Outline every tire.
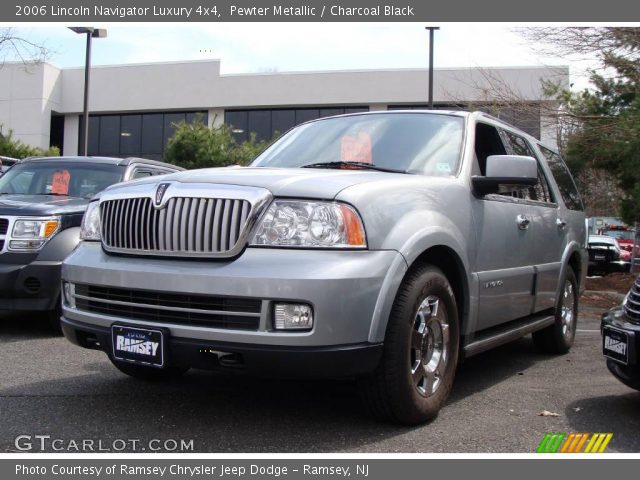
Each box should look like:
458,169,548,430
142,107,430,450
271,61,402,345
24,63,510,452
359,264,459,425
46,298,63,334
109,357,189,381
532,268,578,354
606,359,640,391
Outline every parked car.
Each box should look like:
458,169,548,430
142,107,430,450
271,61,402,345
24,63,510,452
0,156,183,328
587,235,631,276
61,111,587,424
601,275,640,391
599,224,636,254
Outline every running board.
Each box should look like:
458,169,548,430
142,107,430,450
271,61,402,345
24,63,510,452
463,313,555,358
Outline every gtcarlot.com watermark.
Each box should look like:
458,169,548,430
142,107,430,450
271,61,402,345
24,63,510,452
14,435,194,452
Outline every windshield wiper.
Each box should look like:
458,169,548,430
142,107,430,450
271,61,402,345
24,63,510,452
32,192,70,196
301,161,407,174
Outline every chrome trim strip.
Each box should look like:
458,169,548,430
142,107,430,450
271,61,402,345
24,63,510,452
73,293,262,318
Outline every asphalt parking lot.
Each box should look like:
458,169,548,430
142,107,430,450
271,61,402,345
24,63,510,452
1,303,639,454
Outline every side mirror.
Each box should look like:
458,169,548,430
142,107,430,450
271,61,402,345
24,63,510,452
472,155,538,196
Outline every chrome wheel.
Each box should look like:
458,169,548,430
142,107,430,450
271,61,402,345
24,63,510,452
561,280,575,338
410,296,449,397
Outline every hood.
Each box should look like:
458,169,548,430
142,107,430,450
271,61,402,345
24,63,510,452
107,167,405,199
0,195,90,216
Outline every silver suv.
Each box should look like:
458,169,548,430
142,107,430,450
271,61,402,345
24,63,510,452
61,111,587,424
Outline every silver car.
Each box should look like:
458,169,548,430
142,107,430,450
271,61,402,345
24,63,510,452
61,111,587,424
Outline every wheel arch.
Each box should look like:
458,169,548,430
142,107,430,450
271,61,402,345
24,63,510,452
368,241,471,343
560,240,587,296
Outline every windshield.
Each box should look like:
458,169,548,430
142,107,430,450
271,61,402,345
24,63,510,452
251,113,465,176
0,162,124,199
603,230,634,241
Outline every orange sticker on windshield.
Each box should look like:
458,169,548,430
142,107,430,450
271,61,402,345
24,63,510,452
341,133,372,164
51,170,71,195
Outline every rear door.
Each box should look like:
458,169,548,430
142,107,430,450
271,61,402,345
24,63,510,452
499,130,563,313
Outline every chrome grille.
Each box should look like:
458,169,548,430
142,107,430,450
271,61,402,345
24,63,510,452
100,197,252,257
0,218,7,235
625,277,640,323
74,284,261,330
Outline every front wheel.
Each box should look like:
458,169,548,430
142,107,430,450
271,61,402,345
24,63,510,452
46,297,63,334
359,264,459,425
532,268,578,354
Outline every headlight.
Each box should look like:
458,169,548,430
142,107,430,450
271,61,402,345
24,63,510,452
250,200,366,248
9,217,60,251
80,201,101,241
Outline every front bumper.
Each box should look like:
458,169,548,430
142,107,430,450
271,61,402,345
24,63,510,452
62,242,406,350
601,307,640,386
0,253,61,311
62,316,383,378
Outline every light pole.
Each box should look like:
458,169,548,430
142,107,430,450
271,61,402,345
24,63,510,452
425,27,439,109
69,27,107,156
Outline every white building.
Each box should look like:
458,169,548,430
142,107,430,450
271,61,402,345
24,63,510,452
0,60,568,159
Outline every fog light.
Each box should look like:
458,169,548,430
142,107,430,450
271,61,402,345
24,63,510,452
62,281,76,308
9,240,44,250
274,303,313,330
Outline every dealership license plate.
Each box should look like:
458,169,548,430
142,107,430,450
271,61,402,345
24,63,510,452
111,325,165,368
603,327,629,364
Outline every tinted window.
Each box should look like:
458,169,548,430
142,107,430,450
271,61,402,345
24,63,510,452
538,145,584,211
163,113,186,148
99,116,120,155
226,107,370,144
252,113,464,176
248,110,272,142
225,111,248,143
120,115,142,156
295,109,319,124
84,112,207,160
141,114,164,155
0,162,123,198
272,110,295,136
498,129,554,204
132,170,153,179
87,116,100,155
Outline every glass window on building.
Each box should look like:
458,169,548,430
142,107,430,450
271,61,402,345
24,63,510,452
82,111,207,160
225,106,369,144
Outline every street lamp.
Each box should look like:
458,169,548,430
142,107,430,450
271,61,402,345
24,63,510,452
425,27,439,109
69,27,107,156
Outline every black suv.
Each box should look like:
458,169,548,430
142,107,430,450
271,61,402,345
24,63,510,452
0,156,182,327
602,275,640,390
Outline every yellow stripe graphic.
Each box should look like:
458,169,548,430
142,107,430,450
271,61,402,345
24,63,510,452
584,433,599,453
597,433,613,453
592,433,608,453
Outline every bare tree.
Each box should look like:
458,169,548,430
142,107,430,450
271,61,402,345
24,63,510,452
0,28,49,66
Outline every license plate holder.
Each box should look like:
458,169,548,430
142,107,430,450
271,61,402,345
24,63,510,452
603,326,629,365
111,324,165,368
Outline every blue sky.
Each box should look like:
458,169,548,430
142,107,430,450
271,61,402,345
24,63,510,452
9,24,595,87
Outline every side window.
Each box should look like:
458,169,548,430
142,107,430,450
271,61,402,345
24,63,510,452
538,145,584,211
131,169,153,179
473,123,506,176
498,129,554,204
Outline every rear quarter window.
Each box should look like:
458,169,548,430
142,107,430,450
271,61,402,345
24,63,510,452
538,145,584,211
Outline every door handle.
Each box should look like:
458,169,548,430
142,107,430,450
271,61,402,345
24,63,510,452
517,214,530,230
556,218,567,230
